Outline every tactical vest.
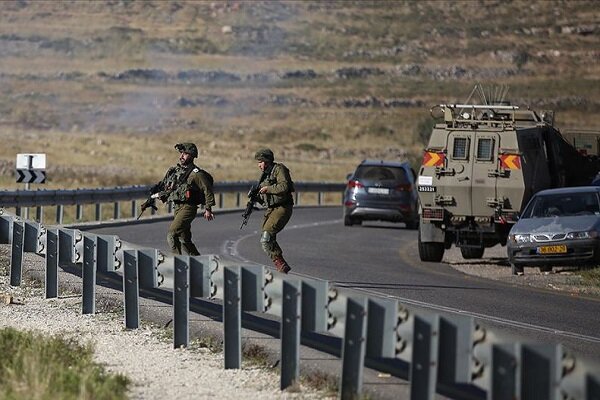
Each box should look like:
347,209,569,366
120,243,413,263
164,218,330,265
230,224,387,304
263,163,295,208
165,165,210,205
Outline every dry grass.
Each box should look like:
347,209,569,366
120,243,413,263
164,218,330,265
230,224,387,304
1,1,599,190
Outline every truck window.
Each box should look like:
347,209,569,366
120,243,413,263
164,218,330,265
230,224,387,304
452,137,470,160
476,138,494,161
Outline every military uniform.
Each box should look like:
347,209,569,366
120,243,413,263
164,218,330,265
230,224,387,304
151,143,215,256
255,149,295,273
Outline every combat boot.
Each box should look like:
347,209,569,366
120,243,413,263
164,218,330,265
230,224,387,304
273,256,291,274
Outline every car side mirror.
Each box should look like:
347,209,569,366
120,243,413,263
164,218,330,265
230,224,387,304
346,173,352,180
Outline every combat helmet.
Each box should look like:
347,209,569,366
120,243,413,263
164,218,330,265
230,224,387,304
175,143,198,158
254,148,274,162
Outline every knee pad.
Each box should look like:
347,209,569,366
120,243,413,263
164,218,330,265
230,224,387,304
260,231,275,254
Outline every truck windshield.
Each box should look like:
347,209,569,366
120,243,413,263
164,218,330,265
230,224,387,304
522,192,600,218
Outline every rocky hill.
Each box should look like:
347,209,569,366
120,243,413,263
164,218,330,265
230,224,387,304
0,1,598,187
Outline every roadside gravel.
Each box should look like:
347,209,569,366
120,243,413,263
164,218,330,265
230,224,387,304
0,246,332,400
443,244,600,298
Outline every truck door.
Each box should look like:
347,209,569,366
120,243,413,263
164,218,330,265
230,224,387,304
444,131,474,216
471,132,501,217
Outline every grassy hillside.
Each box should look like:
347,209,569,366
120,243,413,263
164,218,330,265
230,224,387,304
1,1,599,189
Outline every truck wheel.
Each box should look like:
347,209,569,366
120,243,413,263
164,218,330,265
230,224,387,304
460,247,485,259
418,233,444,262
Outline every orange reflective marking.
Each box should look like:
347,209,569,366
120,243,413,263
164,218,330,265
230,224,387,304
422,151,445,167
500,154,521,169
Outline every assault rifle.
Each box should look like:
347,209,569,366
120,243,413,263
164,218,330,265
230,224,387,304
240,185,261,229
137,197,158,220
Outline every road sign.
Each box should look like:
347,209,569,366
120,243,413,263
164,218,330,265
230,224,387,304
16,169,46,184
16,153,46,170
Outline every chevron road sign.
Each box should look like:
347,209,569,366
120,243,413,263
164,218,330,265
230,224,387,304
16,169,46,184
15,153,47,185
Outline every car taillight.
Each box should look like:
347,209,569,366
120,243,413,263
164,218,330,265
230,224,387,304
395,184,412,192
347,180,364,189
422,208,444,220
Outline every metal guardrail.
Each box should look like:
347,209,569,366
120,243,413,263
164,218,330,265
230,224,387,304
1,210,599,399
0,181,346,223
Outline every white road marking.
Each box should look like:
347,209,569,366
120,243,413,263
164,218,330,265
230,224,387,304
224,216,600,344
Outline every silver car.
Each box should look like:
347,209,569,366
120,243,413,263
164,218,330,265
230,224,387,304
507,186,600,274
343,159,419,229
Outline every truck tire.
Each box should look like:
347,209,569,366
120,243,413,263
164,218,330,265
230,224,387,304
418,232,444,262
460,246,485,259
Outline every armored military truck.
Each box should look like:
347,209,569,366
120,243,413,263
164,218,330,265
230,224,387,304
417,103,600,262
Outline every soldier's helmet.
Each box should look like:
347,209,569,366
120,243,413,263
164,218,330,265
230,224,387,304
254,148,274,162
175,143,198,158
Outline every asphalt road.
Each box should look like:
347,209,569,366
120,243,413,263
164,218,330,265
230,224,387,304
88,206,600,362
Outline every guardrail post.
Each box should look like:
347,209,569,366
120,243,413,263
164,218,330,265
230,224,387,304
123,250,139,329
410,314,439,400
36,206,43,223
76,204,83,220
281,279,301,390
97,235,119,273
113,202,121,220
317,192,323,205
173,255,190,348
218,193,224,209
295,192,300,206
10,220,24,287
340,296,367,400
438,315,474,385
82,234,97,314
366,297,397,359
0,215,12,244
95,203,102,221
521,344,561,400
301,278,328,333
236,192,241,207
491,344,518,399
224,265,241,369
45,228,58,299
56,205,64,225
130,200,137,218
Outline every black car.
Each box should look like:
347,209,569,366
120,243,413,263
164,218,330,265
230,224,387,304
343,160,419,228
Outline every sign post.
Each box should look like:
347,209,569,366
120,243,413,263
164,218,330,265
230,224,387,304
16,153,47,219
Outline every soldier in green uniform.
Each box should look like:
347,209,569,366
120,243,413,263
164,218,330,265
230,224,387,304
149,143,215,256
254,148,295,273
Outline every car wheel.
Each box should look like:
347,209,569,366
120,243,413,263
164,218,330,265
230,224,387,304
511,263,524,276
539,265,553,273
418,232,444,262
460,246,485,259
343,216,353,226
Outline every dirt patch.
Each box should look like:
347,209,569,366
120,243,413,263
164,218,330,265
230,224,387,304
444,245,600,298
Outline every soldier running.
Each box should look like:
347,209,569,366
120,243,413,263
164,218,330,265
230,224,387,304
254,148,295,273
149,143,215,255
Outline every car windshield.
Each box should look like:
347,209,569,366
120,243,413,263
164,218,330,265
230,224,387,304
354,166,409,183
522,192,600,218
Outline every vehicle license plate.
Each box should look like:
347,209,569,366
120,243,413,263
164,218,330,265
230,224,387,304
418,185,436,192
368,187,390,195
537,245,567,254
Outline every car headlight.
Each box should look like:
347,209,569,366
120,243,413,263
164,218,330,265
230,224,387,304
566,231,599,240
509,234,531,243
